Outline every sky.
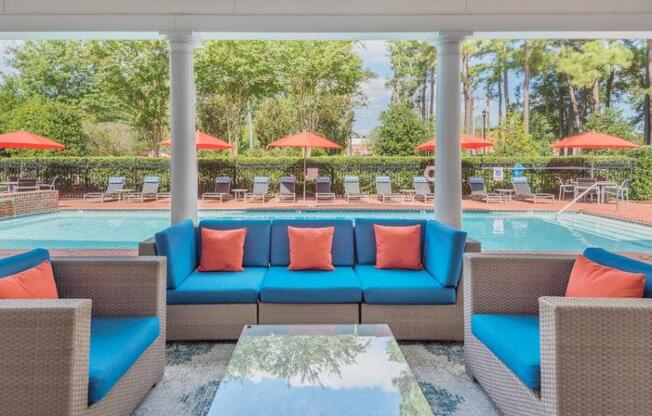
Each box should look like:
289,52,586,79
353,41,393,137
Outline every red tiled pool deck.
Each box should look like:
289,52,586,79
58,196,652,225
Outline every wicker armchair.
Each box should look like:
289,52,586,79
0,256,166,416
463,252,652,416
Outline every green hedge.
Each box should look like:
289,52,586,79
0,150,646,199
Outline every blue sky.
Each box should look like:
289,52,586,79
353,41,393,137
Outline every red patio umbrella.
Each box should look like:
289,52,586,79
416,134,493,152
267,131,342,200
551,131,639,151
0,130,65,150
159,131,233,150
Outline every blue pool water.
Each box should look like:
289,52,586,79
0,210,650,252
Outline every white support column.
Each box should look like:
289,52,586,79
434,32,467,229
166,32,199,224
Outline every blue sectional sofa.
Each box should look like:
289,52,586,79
142,217,475,340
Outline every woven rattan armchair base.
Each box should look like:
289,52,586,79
167,304,257,340
258,303,359,324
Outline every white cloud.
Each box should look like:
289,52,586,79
355,76,392,136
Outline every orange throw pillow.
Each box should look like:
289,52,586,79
374,224,423,270
0,260,58,299
199,227,247,272
288,226,335,271
566,255,645,298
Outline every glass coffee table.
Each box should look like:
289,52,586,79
208,324,434,416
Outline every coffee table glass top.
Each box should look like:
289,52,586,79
208,324,434,416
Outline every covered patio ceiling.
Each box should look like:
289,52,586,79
0,0,651,39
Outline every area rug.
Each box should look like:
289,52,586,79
134,342,498,416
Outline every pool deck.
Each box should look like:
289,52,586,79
58,197,652,225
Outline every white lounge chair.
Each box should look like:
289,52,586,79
468,176,504,203
124,176,163,202
277,176,297,203
375,176,403,203
413,176,434,202
344,176,364,203
511,176,555,203
315,176,336,202
83,176,125,203
202,176,231,202
245,177,273,203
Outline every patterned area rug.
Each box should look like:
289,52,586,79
135,342,497,416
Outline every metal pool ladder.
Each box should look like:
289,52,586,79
554,183,600,220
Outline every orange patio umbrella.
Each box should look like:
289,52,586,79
267,131,342,200
0,130,65,150
416,134,493,152
551,131,638,151
159,131,233,151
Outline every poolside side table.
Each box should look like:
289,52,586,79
115,189,135,201
595,181,617,204
232,189,248,201
496,188,515,202
399,189,416,202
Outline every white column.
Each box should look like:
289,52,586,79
166,32,198,224
434,32,467,229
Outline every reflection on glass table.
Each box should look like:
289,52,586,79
208,324,434,416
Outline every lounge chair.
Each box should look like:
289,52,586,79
413,176,434,202
37,176,58,191
83,176,126,203
15,177,39,192
344,176,364,203
245,176,273,203
315,176,336,202
375,176,403,203
511,176,555,203
124,176,163,202
202,176,231,202
468,176,504,204
277,176,296,203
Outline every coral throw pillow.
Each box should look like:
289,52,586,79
566,255,645,298
288,226,335,271
199,227,247,272
374,224,423,270
0,260,59,299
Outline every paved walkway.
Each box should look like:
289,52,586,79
59,197,652,224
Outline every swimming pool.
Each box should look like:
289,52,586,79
0,210,650,252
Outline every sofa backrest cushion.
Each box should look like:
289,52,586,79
354,219,427,265
583,247,652,298
199,220,271,267
271,219,354,267
0,260,59,299
155,220,196,289
423,221,467,287
0,248,50,278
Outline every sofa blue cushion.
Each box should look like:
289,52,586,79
167,267,266,304
354,219,427,265
270,220,355,267
88,316,159,405
0,248,50,278
261,266,361,303
423,221,467,287
198,220,271,267
155,220,196,289
355,265,456,304
472,314,540,390
583,247,652,298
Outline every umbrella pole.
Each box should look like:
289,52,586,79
303,148,307,201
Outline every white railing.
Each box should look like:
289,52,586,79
554,183,600,220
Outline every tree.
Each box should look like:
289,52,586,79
513,40,550,133
3,98,87,155
253,97,297,147
492,112,541,157
373,102,432,156
646,40,652,145
387,41,436,119
461,41,487,134
584,107,640,142
93,41,170,155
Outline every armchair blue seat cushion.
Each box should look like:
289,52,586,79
270,220,355,267
198,220,272,267
354,219,427,265
89,316,160,405
155,219,196,289
355,265,456,304
167,267,266,304
260,266,362,303
0,248,49,278
471,314,540,390
583,248,652,298
423,221,467,287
